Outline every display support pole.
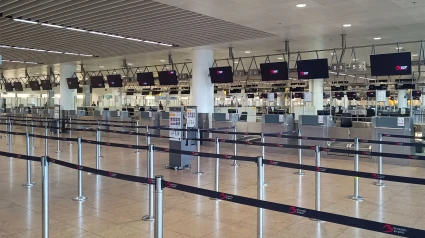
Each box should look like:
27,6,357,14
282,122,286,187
231,126,239,167
142,144,155,221
96,130,101,170
45,125,49,157
154,175,163,238
294,129,305,175
374,133,386,187
22,132,36,187
41,156,50,238
350,138,364,201
73,137,87,201
193,129,203,174
210,138,220,200
257,156,264,238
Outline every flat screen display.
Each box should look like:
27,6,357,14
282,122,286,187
370,52,412,76
296,58,329,79
412,90,422,97
260,62,289,81
40,80,52,90
334,92,344,98
107,74,123,87
13,82,23,91
367,91,376,98
260,93,268,99
346,92,357,98
66,77,79,89
396,84,415,90
90,76,105,88
29,81,41,91
247,94,254,98
209,66,233,83
293,93,304,99
4,83,13,92
137,72,155,86
158,70,178,85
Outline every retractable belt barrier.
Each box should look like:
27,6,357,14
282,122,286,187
0,116,134,124
0,150,40,162
382,133,425,140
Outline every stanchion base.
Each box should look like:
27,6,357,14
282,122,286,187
294,171,305,176
193,171,204,175
69,143,73,146
264,182,269,186
22,182,36,187
349,195,364,201
135,150,140,154
72,196,88,202
309,218,325,223
373,182,386,187
99,156,104,159
230,163,240,167
142,215,154,221
30,147,35,149
55,150,61,153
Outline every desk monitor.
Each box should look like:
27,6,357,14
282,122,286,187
13,82,23,91
228,109,237,113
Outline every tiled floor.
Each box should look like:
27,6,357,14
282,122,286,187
0,125,425,237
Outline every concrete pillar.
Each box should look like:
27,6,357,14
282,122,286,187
59,63,77,110
398,89,408,109
309,79,324,113
190,48,214,113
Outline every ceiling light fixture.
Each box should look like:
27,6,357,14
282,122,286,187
144,40,159,45
0,44,95,57
13,18,38,24
41,23,64,28
47,50,63,54
160,59,165,62
396,47,403,50
245,51,251,54
67,27,87,32
126,38,144,42
65,52,79,55
412,54,419,57
99,66,105,68
278,57,283,60
128,63,133,66
343,24,352,27
374,37,381,40
1,59,41,64
296,4,307,8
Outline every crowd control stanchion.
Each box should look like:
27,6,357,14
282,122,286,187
56,120,61,153
193,129,203,175
69,118,73,146
135,121,140,154
231,127,239,167
25,119,29,133
143,144,155,221
96,130,101,170
8,122,12,158
5,118,9,138
294,129,304,175
261,133,268,186
22,132,36,187
41,156,49,238
210,138,220,200
257,156,264,238
311,145,322,222
374,133,386,187
45,125,49,157
350,138,364,201
31,121,35,149
154,175,163,238
73,138,87,202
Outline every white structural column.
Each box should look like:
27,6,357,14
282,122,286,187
190,49,214,113
59,63,77,110
398,89,408,109
309,79,324,113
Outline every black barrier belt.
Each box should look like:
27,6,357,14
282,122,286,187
203,130,262,136
153,146,257,163
200,127,235,131
47,157,154,184
1,116,134,124
0,129,26,136
0,151,40,162
270,134,354,143
192,138,315,151
147,126,197,132
382,133,425,140
80,139,149,151
263,159,425,186
321,147,425,161
162,180,424,237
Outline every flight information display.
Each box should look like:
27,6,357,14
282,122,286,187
106,74,123,87
40,80,52,90
90,76,105,88
29,81,41,91
209,66,233,83
296,58,329,79
66,77,79,89
370,52,412,76
158,70,178,85
13,82,23,91
260,62,289,81
4,83,13,92
136,72,155,86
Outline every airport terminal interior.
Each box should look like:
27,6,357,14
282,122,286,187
3,0,425,237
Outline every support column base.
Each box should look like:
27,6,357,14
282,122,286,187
193,171,204,175
230,162,239,167
349,195,364,201
22,182,36,187
294,171,305,176
373,182,386,187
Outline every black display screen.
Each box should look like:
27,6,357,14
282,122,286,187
13,82,23,91
29,81,41,91
90,76,105,88
158,70,178,85
107,75,123,88
209,66,233,83
346,92,357,98
412,90,422,97
367,91,376,97
260,62,289,81
40,80,52,90
334,92,344,98
66,77,79,89
137,72,155,86
247,94,254,98
4,83,13,92
293,93,304,99
396,84,415,90
296,58,329,79
370,52,412,76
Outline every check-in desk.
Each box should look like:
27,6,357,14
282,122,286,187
159,112,169,137
211,113,237,148
261,114,296,154
299,115,334,148
140,111,160,136
372,117,415,166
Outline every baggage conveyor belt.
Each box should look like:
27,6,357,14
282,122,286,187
326,141,372,159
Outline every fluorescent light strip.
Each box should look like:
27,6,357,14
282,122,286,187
66,27,87,32
41,23,64,28
1,59,41,64
13,18,38,24
0,44,94,57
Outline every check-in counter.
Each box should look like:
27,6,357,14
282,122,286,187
211,113,236,148
372,117,415,166
160,112,169,137
261,114,296,153
298,115,334,148
140,111,161,136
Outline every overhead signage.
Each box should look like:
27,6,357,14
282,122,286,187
348,61,367,72
331,63,346,72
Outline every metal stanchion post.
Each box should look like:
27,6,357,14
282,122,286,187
23,132,36,187
261,133,268,186
41,156,49,238
45,126,49,157
31,121,35,149
26,119,28,133
350,138,364,201
9,122,12,157
56,120,61,153
231,127,239,167
69,118,73,146
154,175,163,238
311,145,323,222
96,130,100,170
257,156,264,238
135,121,140,154
143,144,155,221
98,129,103,158
374,133,386,187
294,129,304,175
210,137,220,200
193,129,203,175
5,118,8,138
73,138,87,201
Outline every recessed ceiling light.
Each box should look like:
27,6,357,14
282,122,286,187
412,54,419,57
127,63,133,66
343,24,352,27
160,59,165,62
245,51,251,54
278,57,283,60
396,47,403,50
374,37,381,40
330,52,336,55
234,61,239,64
296,4,307,8
99,66,105,68
13,18,38,24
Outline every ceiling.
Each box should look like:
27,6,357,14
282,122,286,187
3,0,425,77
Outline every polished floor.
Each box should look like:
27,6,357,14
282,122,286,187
0,125,425,237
